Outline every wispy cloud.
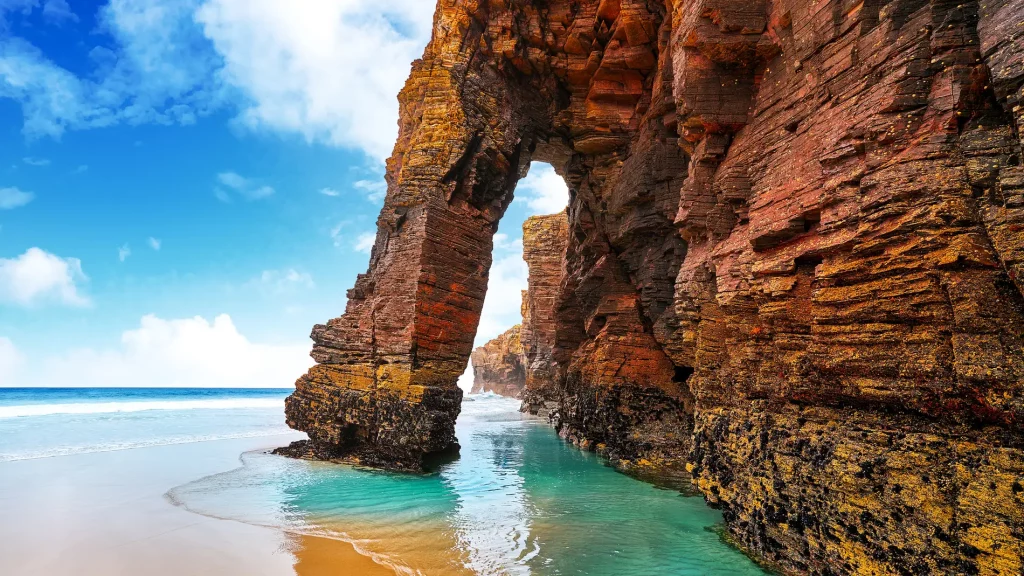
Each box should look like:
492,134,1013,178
42,0,78,23
0,247,90,307
0,1,37,19
148,237,161,251
0,187,33,209
328,219,354,247
0,336,22,383
319,187,340,197
476,254,528,346
354,179,387,202
118,244,131,262
72,164,88,174
353,231,376,254
215,171,274,201
22,157,50,166
0,1,223,140
247,268,315,293
0,0,434,162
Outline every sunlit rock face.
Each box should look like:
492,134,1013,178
470,325,526,397
283,0,1024,572
519,213,569,416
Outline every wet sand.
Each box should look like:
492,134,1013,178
293,534,395,576
0,435,394,576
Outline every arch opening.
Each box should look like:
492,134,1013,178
463,161,570,399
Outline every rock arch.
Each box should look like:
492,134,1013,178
283,0,1024,572
284,0,690,470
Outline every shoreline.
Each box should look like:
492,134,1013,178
0,433,396,576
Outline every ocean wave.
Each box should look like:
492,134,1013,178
0,429,296,462
0,398,285,419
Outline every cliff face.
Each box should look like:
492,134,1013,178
470,324,526,397
283,0,1024,572
519,213,569,415
672,1,1024,573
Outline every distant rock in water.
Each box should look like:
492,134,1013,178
470,325,526,397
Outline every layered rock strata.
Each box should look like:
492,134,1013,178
283,0,1024,572
470,324,526,397
519,213,570,415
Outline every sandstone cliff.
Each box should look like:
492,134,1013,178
282,0,1024,573
519,213,570,415
470,324,526,397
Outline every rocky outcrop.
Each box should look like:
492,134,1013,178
470,325,526,397
519,213,569,415
672,1,1024,573
283,0,1024,572
472,212,570,399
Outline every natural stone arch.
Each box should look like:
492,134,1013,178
281,0,1024,573
283,0,692,470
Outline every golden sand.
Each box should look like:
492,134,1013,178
291,534,397,576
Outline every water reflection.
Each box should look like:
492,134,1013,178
441,405,538,574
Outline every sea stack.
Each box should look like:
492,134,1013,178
282,0,1024,573
470,325,526,397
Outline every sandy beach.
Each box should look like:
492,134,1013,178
0,435,393,576
0,392,768,576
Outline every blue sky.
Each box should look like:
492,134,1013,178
0,0,567,388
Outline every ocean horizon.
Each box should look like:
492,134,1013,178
0,387,296,462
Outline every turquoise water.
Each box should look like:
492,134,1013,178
0,388,765,574
169,393,767,575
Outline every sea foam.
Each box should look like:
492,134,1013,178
0,429,295,462
0,398,284,419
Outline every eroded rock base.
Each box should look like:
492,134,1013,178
282,377,462,472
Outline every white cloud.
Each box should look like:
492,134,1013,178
492,233,523,253
0,0,221,140
215,170,274,201
148,236,161,250
42,0,77,23
353,231,375,254
476,253,528,347
72,164,88,174
0,1,36,18
6,314,313,388
516,162,569,215
0,186,33,209
319,187,340,197
0,336,23,383
118,244,131,262
217,171,246,189
248,268,314,293
329,219,351,247
0,247,89,307
354,179,386,202
195,0,434,162
0,0,434,162
22,156,49,166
